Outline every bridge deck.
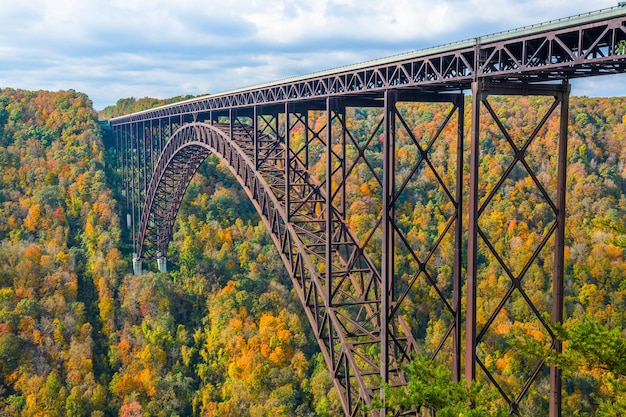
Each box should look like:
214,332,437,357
110,5,626,125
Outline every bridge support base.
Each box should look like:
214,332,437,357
133,253,142,276
157,252,167,273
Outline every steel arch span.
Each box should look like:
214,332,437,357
136,121,410,416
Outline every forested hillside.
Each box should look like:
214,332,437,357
0,88,125,415
0,89,338,416
0,88,624,416
99,96,197,120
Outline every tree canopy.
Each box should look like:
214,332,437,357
0,89,624,416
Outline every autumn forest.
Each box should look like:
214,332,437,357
0,88,625,416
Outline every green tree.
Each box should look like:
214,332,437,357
40,372,67,415
522,319,626,416
377,356,509,417
65,387,88,417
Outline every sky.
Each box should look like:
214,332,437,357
1,0,625,110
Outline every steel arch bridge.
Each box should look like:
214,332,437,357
110,6,626,417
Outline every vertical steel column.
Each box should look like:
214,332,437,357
324,97,340,405
229,109,234,143
303,111,309,170
149,120,154,174
254,106,259,170
453,94,465,382
124,125,131,224
325,97,334,310
131,123,138,252
117,126,122,195
115,126,120,189
158,118,163,156
339,104,347,218
142,121,148,208
116,126,120,188
118,127,124,200
153,119,158,171
168,116,172,144
145,121,149,176
285,102,291,221
466,81,482,382
549,81,570,417
381,90,397,403
136,121,141,232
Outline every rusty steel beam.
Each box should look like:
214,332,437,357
381,89,395,400
466,81,482,382
549,81,570,417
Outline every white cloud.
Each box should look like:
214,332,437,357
243,0,460,43
0,0,622,109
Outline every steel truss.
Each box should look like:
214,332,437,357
466,81,569,417
117,90,466,416
107,6,626,417
114,80,571,416
110,7,626,125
